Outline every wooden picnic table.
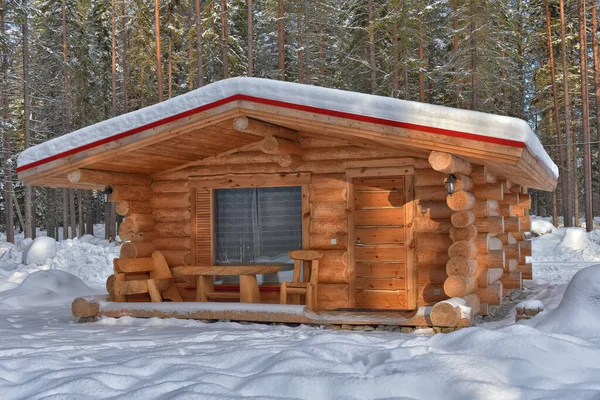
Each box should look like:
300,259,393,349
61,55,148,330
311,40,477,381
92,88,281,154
172,265,282,303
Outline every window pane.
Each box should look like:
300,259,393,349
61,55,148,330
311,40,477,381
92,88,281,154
213,187,302,283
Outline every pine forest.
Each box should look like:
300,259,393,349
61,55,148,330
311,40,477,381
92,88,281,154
0,0,599,242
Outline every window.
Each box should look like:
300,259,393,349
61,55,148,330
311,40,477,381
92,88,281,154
213,186,302,283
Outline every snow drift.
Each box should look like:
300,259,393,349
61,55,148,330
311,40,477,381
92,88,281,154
526,264,600,340
22,236,57,265
0,270,94,309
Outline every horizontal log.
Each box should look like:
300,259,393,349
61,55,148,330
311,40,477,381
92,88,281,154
472,199,499,218
72,297,101,317
498,204,516,217
155,222,192,238
151,193,191,209
416,265,448,285
418,201,454,219
414,169,447,187
260,135,303,157
310,202,347,219
447,191,476,211
475,233,492,254
474,216,504,233
499,193,519,206
444,275,478,297
319,251,349,284
519,241,532,257
518,194,531,209
516,263,533,279
153,237,192,251
310,186,347,203
116,201,153,216
68,169,152,187
476,282,503,305
415,185,448,202
119,231,154,242
450,225,478,242
448,240,478,258
309,234,348,250
416,249,450,267
153,208,192,222
429,151,472,174
503,180,513,193
504,243,521,260
505,258,518,272
161,250,192,267
119,216,156,234
108,186,153,202
310,174,346,190
496,233,517,245
520,215,532,232
120,242,156,259
501,271,522,290
151,180,189,193
114,278,173,296
476,249,505,269
475,267,504,288
451,211,475,228
233,116,299,141
116,257,155,273
414,218,452,233
310,219,348,236
511,206,526,217
473,183,504,201
471,166,497,184
512,232,526,241
430,296,477,327
304,146,407,161
446,256,478,277
504,217,521,232
416,233,453,252
317,283,349,309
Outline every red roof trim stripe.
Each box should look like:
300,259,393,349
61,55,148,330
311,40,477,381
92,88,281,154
16,93,525,173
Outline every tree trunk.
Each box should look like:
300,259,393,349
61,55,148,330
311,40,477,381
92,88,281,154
368,0,376,93
559,0,574,226
195,0,204,86
69,189,76,238
591,0,600,216
470,0,477,110
63,190,69,239
544,0,567,224
154,0,163,102
121,0,128,113
78,190,84,237
86,191,94,235
296,0,303,83
391,0,399,98
22,0,33,239
221,0,229,79
578,0,593,231
111,0,117,116
248,0,253,77
278,0,285,80
419,11,425,102
453,0,460,107
167,9,172,99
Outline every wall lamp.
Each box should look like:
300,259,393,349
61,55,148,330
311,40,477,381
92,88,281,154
445,174,457,195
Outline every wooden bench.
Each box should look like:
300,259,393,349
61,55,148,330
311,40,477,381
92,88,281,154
172,265,282,303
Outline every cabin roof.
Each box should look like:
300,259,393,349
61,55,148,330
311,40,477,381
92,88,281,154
17,77,558,191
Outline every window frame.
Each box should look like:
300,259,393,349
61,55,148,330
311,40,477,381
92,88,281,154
190,173,310,267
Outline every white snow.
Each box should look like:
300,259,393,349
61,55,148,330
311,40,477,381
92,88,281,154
517,299,544,311
21,236,57,265
17,77,559,178
0,223,599,398
531,218,556,236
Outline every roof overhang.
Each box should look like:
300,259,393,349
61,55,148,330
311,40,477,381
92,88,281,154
17,78,558,191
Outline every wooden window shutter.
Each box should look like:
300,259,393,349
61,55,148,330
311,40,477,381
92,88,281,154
192,187,213,265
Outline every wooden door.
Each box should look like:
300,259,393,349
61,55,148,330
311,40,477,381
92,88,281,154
352,176,411,310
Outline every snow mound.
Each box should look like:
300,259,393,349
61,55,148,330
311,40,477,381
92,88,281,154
22,236,57,265
0,270,94,309
531,218,555,236
561,227,588,251
527,264,600,339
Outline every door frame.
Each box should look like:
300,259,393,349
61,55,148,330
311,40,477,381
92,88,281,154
346,165,416,310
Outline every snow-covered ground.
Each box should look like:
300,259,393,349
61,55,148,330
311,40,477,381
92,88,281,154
0,220,599,399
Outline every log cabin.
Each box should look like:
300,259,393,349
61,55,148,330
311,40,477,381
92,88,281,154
17,77,557,328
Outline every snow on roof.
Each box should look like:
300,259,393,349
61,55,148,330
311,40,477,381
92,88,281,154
17,77,558,178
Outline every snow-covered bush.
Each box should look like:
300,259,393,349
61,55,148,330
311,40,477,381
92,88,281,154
22,237,56,265
531,218,555,236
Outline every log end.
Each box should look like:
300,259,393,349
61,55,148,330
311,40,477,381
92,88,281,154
430,301,461,327
72,297,100,318
233,116,249,131
67,170,82,183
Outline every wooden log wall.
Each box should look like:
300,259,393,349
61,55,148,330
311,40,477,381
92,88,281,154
426,152,483,325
